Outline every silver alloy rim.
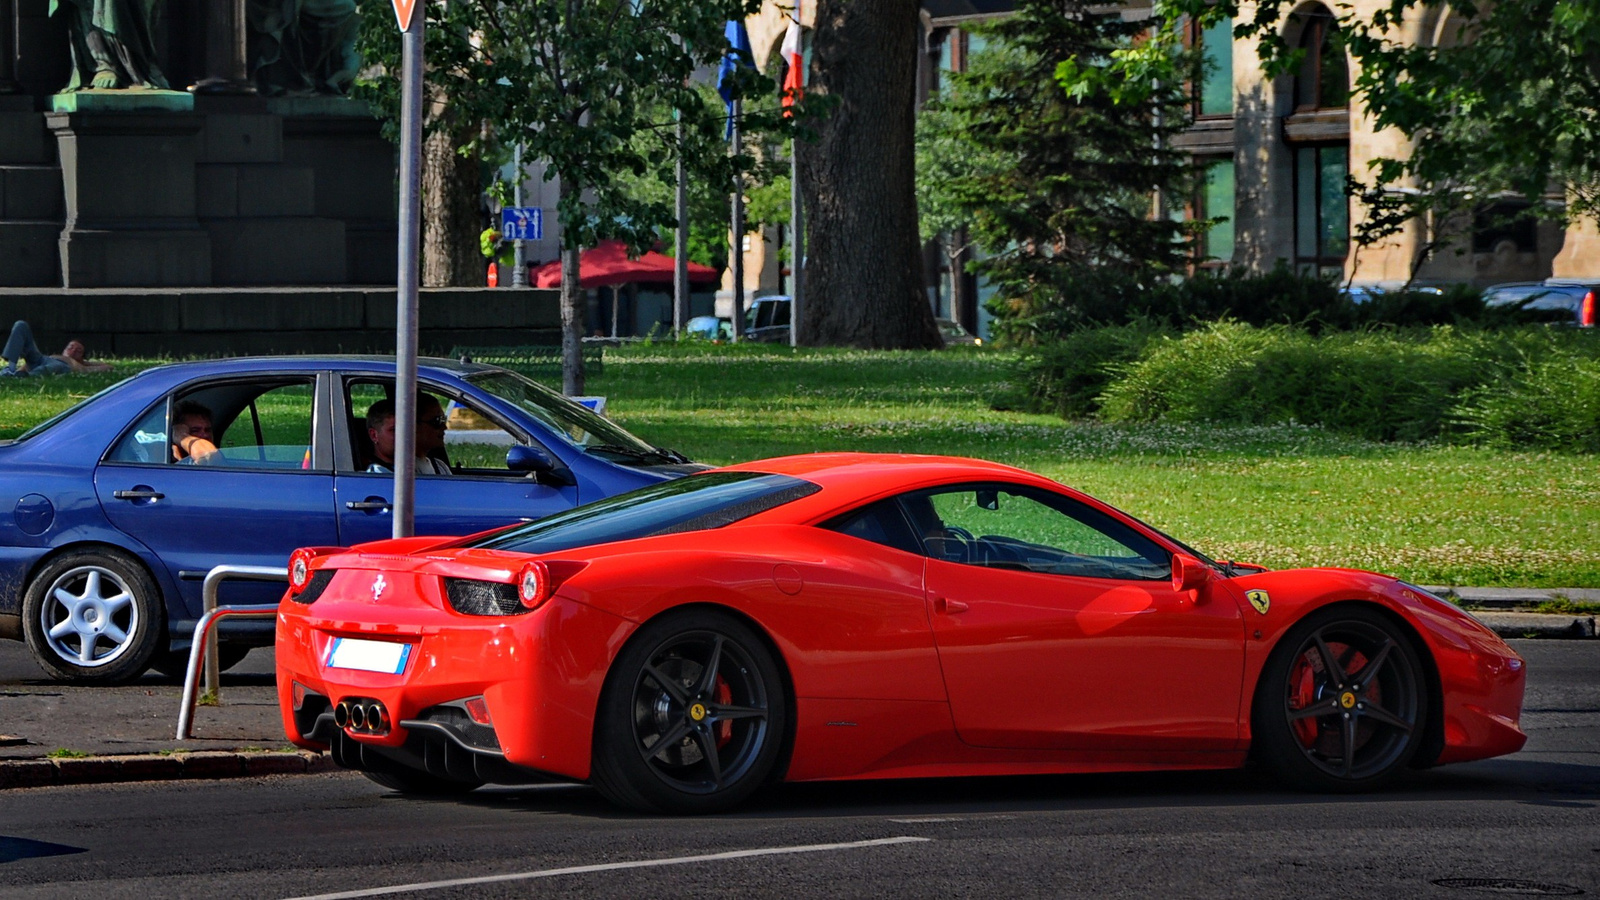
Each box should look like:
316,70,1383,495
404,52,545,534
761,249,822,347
39,565,139,668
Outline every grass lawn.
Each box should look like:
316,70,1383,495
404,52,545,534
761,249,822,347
3,345,1596,588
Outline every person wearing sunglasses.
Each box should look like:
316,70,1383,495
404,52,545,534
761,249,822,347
364,395,454,476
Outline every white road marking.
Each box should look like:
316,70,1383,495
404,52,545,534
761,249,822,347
889,815,1016,824
280,836,932,900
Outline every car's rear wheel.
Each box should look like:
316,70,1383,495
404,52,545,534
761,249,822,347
591,610,787,814
1255,606,1428,791
362,769,483,795
22,549,163,685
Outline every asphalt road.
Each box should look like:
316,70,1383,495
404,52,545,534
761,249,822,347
0,640,1596,899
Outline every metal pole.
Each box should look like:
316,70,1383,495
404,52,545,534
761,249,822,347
674,116,689,335
393,5,424,539
199,564,287,699
729,99,744,342
511,143,527,288
790,140,802,347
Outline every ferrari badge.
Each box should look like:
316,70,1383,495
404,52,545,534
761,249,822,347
1246,589,1270,615
371,573,387,601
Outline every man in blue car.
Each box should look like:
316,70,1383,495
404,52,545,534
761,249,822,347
365,395,453,475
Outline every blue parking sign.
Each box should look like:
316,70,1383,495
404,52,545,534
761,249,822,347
501,207,543,241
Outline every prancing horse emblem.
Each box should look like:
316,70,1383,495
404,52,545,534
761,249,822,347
371,573,387,601
1246,589,1270,615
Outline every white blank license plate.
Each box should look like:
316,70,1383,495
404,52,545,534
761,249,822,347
325,638,412,674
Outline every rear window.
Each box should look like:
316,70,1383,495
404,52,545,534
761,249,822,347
468,472,820,555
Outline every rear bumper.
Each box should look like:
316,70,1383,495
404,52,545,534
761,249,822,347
275,597,631,783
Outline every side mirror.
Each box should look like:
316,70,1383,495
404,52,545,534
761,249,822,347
1171,552,1212,594
507,445,573,485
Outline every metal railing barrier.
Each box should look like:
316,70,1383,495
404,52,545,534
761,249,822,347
175,564,287,740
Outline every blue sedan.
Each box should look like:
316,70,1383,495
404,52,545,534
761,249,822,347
0,356,701,684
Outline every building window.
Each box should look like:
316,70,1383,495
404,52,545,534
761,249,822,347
1294,9,1348,111
1295,145,1348,273
1195,16,1233,117
1198,158,1235,262
1472,201,1538,254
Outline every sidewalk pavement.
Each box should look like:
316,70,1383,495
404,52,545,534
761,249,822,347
0,588,1593,790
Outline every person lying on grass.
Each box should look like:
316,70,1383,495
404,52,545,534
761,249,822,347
0,320,112,376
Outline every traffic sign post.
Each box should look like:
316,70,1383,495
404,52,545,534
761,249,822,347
392,0,423,538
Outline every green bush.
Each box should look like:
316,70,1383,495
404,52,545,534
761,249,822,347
1098,323,1600,446
997,320,1170,418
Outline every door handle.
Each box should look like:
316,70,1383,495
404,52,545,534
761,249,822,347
113,489,164,501
345,500,392,511
933,597,969,614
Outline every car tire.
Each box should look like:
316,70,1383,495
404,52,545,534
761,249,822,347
22,548,165,685
1254,605,1428,792
361,769,483,795
147,644,253,679
590,609,788,814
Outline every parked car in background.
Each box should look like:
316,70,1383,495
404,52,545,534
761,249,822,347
0,356,701,684
744,295,793,343
1483,280,1597,327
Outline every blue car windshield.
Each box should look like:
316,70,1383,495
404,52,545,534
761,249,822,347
466,370,658,456
468,472,820,556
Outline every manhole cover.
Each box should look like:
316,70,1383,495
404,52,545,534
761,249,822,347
1433,879,1584,896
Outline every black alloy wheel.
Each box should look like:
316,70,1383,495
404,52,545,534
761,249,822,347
591,610,787,813
1256,606,1428,791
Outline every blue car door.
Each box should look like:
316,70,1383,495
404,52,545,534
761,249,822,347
334,376,580,545
94,373,341,616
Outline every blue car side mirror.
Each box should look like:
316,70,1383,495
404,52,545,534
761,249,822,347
507,445,575,485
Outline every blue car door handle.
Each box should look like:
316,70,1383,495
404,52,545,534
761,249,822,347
112,489,165,501
346,498,392,512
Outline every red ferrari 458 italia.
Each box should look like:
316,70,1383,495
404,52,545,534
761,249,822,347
275,453,1526,812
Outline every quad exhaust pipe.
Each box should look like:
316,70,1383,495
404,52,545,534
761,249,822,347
333,698,389,735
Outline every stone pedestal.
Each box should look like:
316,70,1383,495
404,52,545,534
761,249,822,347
49,109,211,286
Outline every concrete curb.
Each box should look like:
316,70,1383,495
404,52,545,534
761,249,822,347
0,750,338,790
1468,611,1597,640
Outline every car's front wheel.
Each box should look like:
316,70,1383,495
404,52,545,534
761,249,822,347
591,609,788,813
1255,606,1428,791
22,549,164,685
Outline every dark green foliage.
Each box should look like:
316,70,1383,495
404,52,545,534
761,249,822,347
940,1,1204,321
996,320,1170,418
1097,323,1600,447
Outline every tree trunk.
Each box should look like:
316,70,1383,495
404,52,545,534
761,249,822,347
559,176,586,396
421,124,484,287
799,0,940,349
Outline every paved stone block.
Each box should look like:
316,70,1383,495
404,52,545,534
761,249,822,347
0,111,53,165
197,165,239,218
178,752,246,779
117,755,185,781
0,759,56,789
53,757,119,784
345,221,398,285
178,289,365,331
200,114,284,164
243,753,310,776
0,222,62,287
3,165,65,219
305,752,340,773
202,218,346,286
59,229,212,288
237,166,316,218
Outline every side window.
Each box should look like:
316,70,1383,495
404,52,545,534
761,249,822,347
821,499,923,556
209,381,316,468
106,403,169,464
908,485,1170,580
344,379,526,477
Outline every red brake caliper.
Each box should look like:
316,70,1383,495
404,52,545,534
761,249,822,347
1289,655,1320,747
715,677,733,747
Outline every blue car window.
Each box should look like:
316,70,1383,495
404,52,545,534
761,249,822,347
468,472,820,555
106,403,170,465
466,370,656,455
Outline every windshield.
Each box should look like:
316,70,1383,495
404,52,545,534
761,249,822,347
14,379,127,443
467,370,657,455
469,472,820,556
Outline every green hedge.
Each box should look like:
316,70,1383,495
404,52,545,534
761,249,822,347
1018,322,1600,448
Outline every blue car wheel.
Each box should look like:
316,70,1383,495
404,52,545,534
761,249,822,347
22,548,164,684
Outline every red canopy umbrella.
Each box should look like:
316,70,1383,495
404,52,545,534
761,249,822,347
532,240,720,289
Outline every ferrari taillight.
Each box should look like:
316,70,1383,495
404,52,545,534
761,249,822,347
1581,290,1595,327
517,561,551,610
288,548,316,595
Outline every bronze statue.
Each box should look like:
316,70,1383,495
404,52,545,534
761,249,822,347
248,0,360,96
52,0,170,90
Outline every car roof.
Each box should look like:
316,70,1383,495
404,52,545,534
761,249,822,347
134,355,499,378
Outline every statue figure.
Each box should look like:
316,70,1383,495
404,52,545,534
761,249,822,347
248,0,360,96
52,0,170,90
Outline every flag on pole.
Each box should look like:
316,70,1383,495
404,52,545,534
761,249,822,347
780,14,803,116
717,19,754,139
